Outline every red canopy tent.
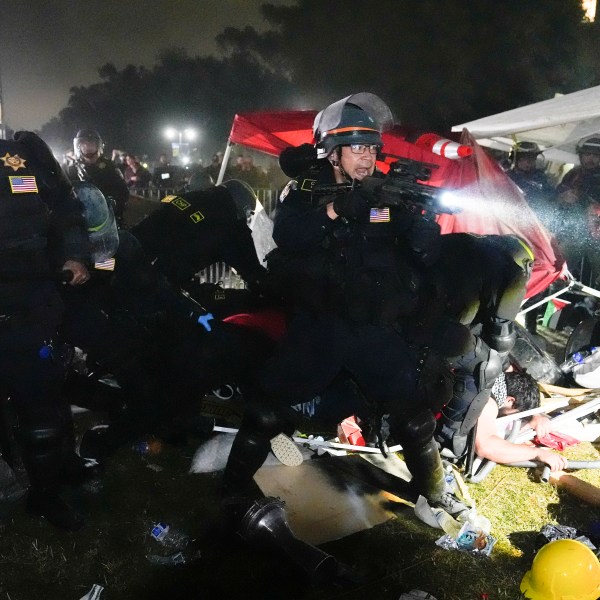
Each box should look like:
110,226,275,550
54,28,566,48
221,111,565,298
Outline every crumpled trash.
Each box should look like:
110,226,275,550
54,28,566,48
189,434,235,473
539,524,596,549
146,550,201,566
150,522,191,549
534,431,580,450
436,520,496,557
79,584,104,600
399,591,438,600
414,495,463,536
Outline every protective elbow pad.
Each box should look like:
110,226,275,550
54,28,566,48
477,349,503,392
481,319,516,354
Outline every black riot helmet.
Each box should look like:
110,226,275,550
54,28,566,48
312,92,394,159
576,137,600,156
220,179,257,222
186,170,215,192
73,181,119,263
509,141,542,166
73,129,104,163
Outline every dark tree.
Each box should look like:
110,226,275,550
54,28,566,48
39,49,295,159
38,1,600,157
217,0,596,129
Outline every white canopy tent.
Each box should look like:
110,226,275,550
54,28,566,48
452,85,600,164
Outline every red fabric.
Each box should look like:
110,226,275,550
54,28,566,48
436,130,565,298
223,309,288,342
534,431,581,451
228,112,565,298
228,111,318,157
552,297,571,309
337,416,366,447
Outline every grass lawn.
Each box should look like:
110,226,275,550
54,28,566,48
0,407,598,600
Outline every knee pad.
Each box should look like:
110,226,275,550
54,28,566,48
481,319,516,354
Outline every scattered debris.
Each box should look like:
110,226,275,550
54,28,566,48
78,584,104,600
150,522,191,550
146,550,201,566
435,521,496,557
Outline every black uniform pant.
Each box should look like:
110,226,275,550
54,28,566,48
0,317,71,492
223,311,447,503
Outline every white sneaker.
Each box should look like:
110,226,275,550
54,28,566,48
270,433,303,467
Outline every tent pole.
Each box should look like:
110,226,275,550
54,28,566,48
216,141,234,185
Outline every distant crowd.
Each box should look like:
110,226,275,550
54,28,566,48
63,145,289,194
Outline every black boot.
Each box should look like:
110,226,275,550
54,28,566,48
221,430,272,525
403,438,470,520
19,423,86,531
26,487,84,531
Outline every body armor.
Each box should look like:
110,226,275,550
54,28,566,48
0,139,52,310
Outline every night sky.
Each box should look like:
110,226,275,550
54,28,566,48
0,0,293,131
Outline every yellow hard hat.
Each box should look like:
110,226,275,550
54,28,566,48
520,539,600,600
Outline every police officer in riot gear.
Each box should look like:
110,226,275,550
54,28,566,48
62,183,273,461
507,141,557,233
0,131,90,530
556,137,600,285
67,129,130,227
557,137,600,206
221,93,468,523
426,233,533,458
61,183,214,459
131,179,270,304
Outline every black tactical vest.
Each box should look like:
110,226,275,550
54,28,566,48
0,139,50,267
0,139,54,310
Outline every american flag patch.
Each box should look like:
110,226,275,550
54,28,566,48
9,175,38,194
94,258,116,271
369,207,390,222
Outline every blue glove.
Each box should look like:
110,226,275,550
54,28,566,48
196,312,214,332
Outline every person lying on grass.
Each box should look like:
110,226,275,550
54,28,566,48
474,371,568,472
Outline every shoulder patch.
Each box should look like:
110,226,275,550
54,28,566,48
161,195,190,210
279,180,297,203
94,257,116,271
300,178,316,192
1,152,26,171
369,207,390,223
9,175,38,193
190,210,205,223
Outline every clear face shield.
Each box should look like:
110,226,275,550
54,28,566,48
313,93,393,160
312,93,394,141
75,139,101,163
73,182,119,263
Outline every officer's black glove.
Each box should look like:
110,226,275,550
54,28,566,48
333,190,371,220
408,218,441,266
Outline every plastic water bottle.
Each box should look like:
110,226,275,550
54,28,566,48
133,437,163,456
146,549,201,566
559,347,598,373
150,523,190,549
